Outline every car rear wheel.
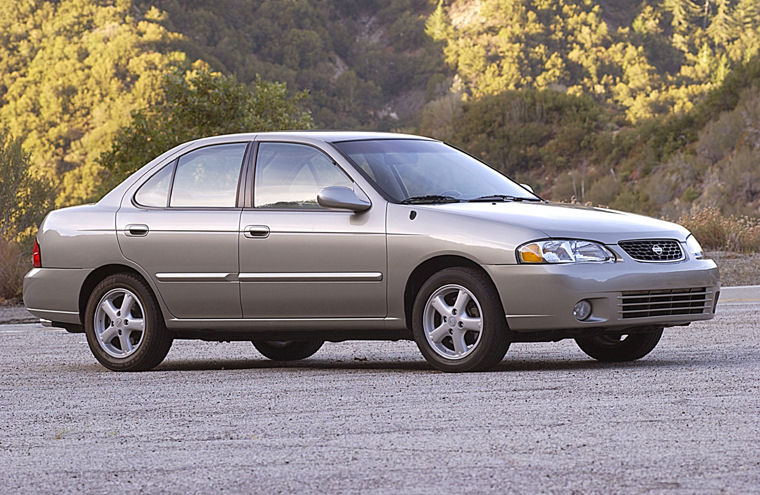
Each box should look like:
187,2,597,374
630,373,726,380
575,327,663,362
412,267,510,372
84,273,173,371
252,340,324,361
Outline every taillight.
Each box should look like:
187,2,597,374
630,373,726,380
32,239,41,268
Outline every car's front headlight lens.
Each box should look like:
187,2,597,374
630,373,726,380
517,240,615,264
685,235,704,260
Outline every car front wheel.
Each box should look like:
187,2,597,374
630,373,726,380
252,340,324,361
84,273,173,371
575,327,663,362
412,267,510,372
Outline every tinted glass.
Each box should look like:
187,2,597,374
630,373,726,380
254,143,352,208
134,163,174,207
170,143,247,207
333,139,539,202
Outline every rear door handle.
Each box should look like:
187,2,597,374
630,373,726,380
244,225,270,239
125,224,149,237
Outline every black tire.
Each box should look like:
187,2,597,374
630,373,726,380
575,327,663,362
411,266,510,372
84,273,173,371
252,340,324,361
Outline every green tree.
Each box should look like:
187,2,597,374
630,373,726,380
732,0,760,62
0,129,53,246
735,0,760,29
664,0,700,32
98,68,313,193
0,0,190,206
706,0,738,46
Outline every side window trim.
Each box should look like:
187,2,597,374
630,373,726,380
165,158,178,208
244,142,259,209
236,142,255,208
250,140,356,211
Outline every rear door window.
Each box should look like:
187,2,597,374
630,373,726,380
169,143,247,207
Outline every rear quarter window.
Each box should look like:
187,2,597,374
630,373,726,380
134,163,174,207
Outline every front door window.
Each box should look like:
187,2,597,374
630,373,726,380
254,142,352,208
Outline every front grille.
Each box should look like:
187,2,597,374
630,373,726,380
619,287,709,319
618,239,683,262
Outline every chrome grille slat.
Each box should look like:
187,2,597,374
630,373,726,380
618,239,684,262
618,292,700,300
623,298,705,310
619,288,708,297
619,287,709,319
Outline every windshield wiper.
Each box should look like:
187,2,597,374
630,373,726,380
400,194,461,204
468,194,541,202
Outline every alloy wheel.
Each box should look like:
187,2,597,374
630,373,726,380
93,288,146,358
422,284,484,360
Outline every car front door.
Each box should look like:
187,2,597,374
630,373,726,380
116,142,248,319
238,141,386,319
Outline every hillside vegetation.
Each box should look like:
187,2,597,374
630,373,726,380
422,0,760,218
421,56,760,218
429,0,760,121
138,0,448,129
0,0,448,210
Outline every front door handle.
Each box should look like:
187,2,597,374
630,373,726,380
125,224,149,237
244,225,270,239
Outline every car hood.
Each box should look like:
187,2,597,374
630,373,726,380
426,201,690,244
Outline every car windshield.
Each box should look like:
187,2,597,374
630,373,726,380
332,139,540,203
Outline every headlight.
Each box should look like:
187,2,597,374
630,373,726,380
685,235,704,260
517,239,615,264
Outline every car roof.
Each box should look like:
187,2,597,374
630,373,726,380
185,130,437,146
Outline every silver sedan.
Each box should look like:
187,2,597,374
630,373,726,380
23,132,719,372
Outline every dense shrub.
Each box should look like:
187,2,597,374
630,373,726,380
0,239,26,301
677,208,760,253
439,89,610,179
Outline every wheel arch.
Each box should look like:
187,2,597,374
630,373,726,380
403,255,503,330
78,264,162,323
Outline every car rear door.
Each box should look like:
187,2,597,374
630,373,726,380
116,142,249,319
238,140,386,318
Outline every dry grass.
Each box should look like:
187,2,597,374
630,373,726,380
706,251,760,286
0,239,27,302
677,207,760,253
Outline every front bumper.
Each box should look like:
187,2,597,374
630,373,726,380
486,257,719,332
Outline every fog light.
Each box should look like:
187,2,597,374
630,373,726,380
573,300,592,321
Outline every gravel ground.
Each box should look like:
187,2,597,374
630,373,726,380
0,304,35,324
0,297,758,494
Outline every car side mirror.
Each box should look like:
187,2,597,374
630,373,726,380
317,186,371,212
520,183,534,193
